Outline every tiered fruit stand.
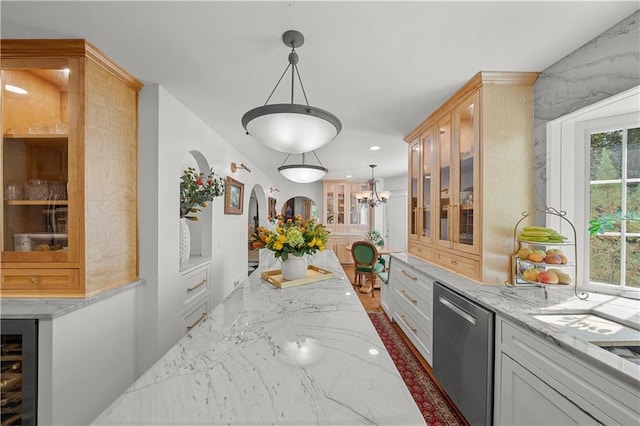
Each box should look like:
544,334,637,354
506,206,588,300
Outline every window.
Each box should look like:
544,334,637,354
589,126,640,288
547,86,640,297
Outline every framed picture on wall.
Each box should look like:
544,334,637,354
268,197,277,218
224,177,244,215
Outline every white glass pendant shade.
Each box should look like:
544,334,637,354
279,164,327,183
243,104,340,153
377,191,391,201
277,151,328,183
353,191,371,201
242,30,341,154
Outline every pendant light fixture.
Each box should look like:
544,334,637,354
353,164,391,207
278,151,328,183
241,30,342,154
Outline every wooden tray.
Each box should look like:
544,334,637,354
261,265,334,289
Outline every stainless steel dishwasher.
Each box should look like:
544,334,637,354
433,282,494,425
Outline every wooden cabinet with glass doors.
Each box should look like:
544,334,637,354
322,180,370,263
1,39,142,297
405,71,538,284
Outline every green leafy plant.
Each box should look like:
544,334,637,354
180,167,225,220
589,210,640,235
364,230,384,246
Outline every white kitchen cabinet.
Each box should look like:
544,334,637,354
180,261,210,333
498,354,600,425
379,269,393,315
388,257,433,365
494,316,639,425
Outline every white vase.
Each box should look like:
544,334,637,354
179,218,191,266
281,255,308,281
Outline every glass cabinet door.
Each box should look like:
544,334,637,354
2,60,73,263
349,182,369,227
454,95,478,251
325,183,335,224
409,139,420,240
421,129,434,243
437,119,452,247
336,183,345,225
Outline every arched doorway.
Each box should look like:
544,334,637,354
281,196,318,222
247,185,266,275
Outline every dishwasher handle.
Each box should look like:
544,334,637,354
438,295,477,326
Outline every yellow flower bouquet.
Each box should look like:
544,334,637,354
254,214,330,261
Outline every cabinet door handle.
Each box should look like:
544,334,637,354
186,312,207,330
399,314,418,333
187,279,207,292
29,277,41,284
401,269,417,281
451,204,458,243
401,290,418,304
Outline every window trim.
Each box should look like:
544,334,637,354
546,85,640,297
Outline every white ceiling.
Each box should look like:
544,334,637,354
2,1,638,180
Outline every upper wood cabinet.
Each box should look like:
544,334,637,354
1,39,143,297
404,71,538,284
322,179,370,263
322,180,370,231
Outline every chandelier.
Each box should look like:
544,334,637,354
241,30,342,154
353,164,391,207
278,151,328,183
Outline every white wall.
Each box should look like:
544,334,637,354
138,85,320,369
37,285,143,425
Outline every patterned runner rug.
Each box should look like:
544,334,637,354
368,312,465,425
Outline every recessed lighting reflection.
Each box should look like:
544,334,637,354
369,146,381,151
345,291,352,295
5,84,28,95
346,174,352,178
369,348,379,356
283,337,325,365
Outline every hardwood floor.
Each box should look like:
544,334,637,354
341,264,383,312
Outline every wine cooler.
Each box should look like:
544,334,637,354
1,320,37,426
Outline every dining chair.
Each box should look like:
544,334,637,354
350,241,385,297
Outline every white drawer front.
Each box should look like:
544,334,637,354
182,265,209,306
183,298,208,332
393,290,433,365
392,269,432,318
499,319,639,425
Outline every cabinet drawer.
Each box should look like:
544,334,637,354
1,268,81,297
408,243,434,262
391,268,433,317
499,319,638,424
434,251,479,279
183,298,208,332
393,293,432,365
182,265,209,306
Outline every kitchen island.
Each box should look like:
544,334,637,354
92,251,425,425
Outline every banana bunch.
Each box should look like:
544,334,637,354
518,226,567,243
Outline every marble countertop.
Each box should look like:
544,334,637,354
0,279,145,319
391,253,640,390
92,251,425,425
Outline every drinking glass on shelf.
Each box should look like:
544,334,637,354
4,184,23,201
25,180,49,200
48,182,67,200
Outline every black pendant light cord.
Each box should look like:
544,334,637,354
263,45,310,107
279,151,325,167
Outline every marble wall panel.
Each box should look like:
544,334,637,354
533,10,640,203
